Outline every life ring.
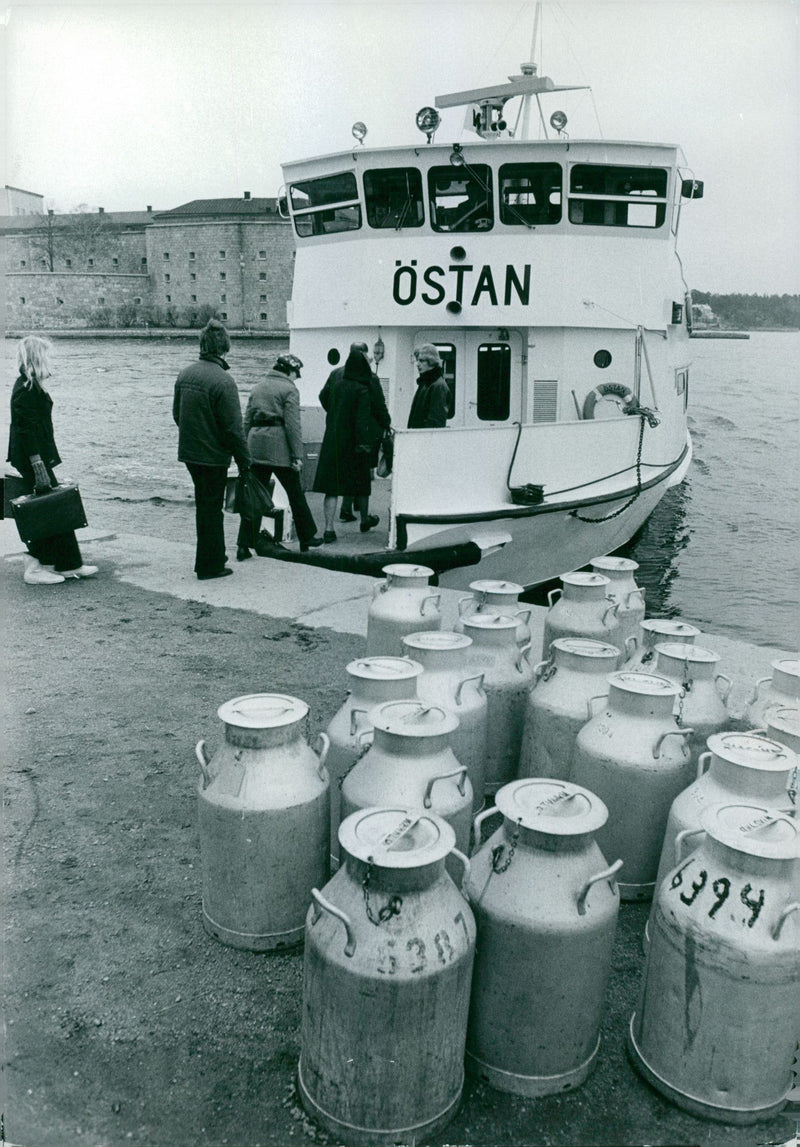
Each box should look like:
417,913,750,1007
582,382,636,420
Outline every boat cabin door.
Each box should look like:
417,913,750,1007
413,330,524,429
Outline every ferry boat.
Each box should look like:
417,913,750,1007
275,51,702,589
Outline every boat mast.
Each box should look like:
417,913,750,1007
518,2,542,140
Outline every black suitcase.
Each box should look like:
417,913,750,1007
11,483,88,543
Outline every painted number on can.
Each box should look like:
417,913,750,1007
434,931,453,964
670,862,766,928
406,938,426,973
376,940,397,975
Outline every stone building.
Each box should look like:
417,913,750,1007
2,185,45,216
2,194,293,332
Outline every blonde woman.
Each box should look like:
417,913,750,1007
7,336,97,584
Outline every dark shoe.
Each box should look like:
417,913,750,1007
360,515,380,533
339,511,357,522
197,567,234,580
322,530,337,544
300,536,324,552
236,546,252,562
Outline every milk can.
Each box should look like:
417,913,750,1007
453,578,532,647
629,804,800,1124
653,642,732,765
340,699,473,864
401,631,488,812
759,708,800,810
466,779,622,1096
518,638,619,781
542,571,621,659
590,556,646,649
461,613,536,794
623,617,701,670
571,672,694,900
324,656,423,868
366,563,442,656
651,730,797,901
196,693,330,950
746,658,800,728
299,807,476,1146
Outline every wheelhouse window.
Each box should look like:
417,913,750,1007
477,343,510,421
428,165,493,232
568,164,668,228
289,172,361,237
364,167,424,229
499,163,562,225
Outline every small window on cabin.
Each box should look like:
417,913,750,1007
476,343,511,421
163,252,170,260
364,168,424,229
165,294,171,302
290,172,361,237
134,297,141,304
164,273,170,282
499,163,562,225
141,257,147,266
568,164,668,228
219,250,226,259
428,165,493,232
220,272,226,281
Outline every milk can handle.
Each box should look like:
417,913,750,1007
457,595,475,618
314,732,330,779
587,693,608,720
350,707,369,737
448,848,471,895
516,643,532,673
423,767,468,808
772,902,799,941
674,827,705,864
653,728,695,759
455,673,484,705
714,673,733,704
696,750,713,782
547,588,562,608
577,858,623,915
624,636,638,660
420,592,441,617
472,805,502,852
310,888,357,957
195,740,212,790
748,675,771,704
602,602,620,625
626,588,646,608
373,579,389,598
515,607,532,625
355,728,374,758
533,659,550,682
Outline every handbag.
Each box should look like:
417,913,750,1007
232,470,275,518
11,483,88,543
376,429,394,478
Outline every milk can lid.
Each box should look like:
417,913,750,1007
346,656,423,681
654,642,720,664
590,556,639,573
706,731,795,771
469,579,524,595
371,699,460,737
382,562,434,579
552,637,620,659
561,571,610,588
495,779,608,834
640,618,701,637
702,804,799,860
608,671,680,696
772,658,800,679
767,707,800,737
338,807,455,867
217,693,308,728
402,631,473,653
461,613,519,632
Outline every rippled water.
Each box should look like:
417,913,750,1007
3,332,797,648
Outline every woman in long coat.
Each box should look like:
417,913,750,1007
312,349,375,541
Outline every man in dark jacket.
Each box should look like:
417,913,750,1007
173,320,250,579
407,344,450,429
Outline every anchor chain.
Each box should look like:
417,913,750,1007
362,859,403,925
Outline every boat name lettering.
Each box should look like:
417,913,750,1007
392,261,531,308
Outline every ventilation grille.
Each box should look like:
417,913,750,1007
532,380,558,423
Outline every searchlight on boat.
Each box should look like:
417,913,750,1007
415,106,441,143
549,109,568,134
351,121,368,145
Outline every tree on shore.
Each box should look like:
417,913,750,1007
691,290,800,330
27,205,121,270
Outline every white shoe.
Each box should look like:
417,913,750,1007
60,564,99,579
24,561,65,585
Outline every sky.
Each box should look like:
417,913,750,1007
1,0,798,293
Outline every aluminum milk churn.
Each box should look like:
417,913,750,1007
518,638,619,781
653,642,732,765
453,578,532,647
324,656,423,868
366,563,442,656
340,699,473,863
651,730,797,901
542,571,621,659
466,779,622,1096
629,804,800,1124
401,630,489,812
590,555,646,649
746,657,800,728
760,708,800,810
571,672,694,900
298,807,476,1146
196,693,330,951
623,617,701,670
461,613,535,795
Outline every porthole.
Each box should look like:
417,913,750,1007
593,349,612,368
327,348,341,366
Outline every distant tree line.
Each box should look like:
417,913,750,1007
691,291,800,330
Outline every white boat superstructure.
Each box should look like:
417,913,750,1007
275,65,701,588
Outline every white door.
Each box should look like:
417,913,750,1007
413,330,524,428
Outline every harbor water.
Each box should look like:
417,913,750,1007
2,331,797,648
